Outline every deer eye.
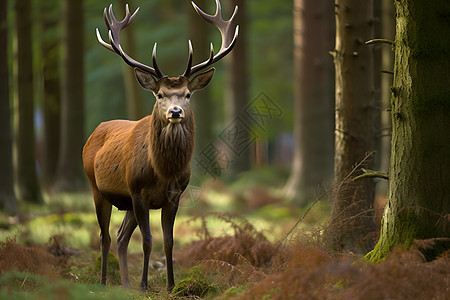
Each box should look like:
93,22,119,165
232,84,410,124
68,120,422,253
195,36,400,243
157,93,163,99
186,93,191,100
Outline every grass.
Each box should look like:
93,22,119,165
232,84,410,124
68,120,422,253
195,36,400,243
0,168,448,299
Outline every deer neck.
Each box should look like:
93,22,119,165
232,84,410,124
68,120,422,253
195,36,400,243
149,110,195,181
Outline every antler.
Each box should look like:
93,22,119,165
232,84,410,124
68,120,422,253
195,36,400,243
183,0,239,78
96,1,238,80
96,4,166,79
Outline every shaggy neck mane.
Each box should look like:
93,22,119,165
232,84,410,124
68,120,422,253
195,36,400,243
149,112,195,180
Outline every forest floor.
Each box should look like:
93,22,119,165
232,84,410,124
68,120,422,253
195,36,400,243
0,168,448,299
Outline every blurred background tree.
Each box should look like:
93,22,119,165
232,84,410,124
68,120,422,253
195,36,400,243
117,0,146,121
188,0,215,170
38,0,61,189
54,0,86,191
13,0,43,204
0,0,17,213
284,0,334,206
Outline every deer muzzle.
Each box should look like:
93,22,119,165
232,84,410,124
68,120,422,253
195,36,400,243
167,106,184,123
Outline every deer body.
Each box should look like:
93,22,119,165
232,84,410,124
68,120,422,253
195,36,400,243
83,0,238,291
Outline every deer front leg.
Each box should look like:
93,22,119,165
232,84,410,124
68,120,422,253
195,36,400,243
161,200,179,291
117,210,138,288
132,193,152,291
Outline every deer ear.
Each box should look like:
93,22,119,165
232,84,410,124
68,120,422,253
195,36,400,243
134,68,159,92
188,68,215,92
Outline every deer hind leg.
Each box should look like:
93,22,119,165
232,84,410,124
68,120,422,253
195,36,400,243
117,210,137,288
93,188,112,285
161,199,179,291
131,193,152,291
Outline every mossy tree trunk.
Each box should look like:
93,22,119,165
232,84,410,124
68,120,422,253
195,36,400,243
326,0,379,254
366,0,450,262
284,0,334,206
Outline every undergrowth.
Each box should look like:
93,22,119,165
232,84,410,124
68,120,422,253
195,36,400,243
0,178,448,299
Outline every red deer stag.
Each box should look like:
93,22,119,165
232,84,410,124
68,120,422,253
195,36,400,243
83,0,238,291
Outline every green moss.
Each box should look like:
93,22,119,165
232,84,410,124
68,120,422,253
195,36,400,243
172,266,220,298
94,252,120,273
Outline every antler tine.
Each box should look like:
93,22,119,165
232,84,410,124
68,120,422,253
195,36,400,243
96,4,166,79
183,0,239,78
183,40,194,78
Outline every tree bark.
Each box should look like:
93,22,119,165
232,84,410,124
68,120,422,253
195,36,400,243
39,0,61,188
284,0,335,206
0,0,18,213
366,0,450,262
189,0,215,167
326,0,378,254
55,0,87,191
224,0,251,178
13,0,43,204
117,0,146,121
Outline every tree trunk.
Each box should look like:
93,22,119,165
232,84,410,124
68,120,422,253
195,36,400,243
366,0,450,262
284,0,335,206
13,0,43,204
224,0,251,178
189,0,215,171
326,0,378,254
55,0,87,191
0,0,18,213
117,0,146,121
39,0,61,188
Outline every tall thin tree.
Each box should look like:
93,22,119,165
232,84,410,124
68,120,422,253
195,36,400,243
284,0,335,206
189,0,215,165
326,0,378,254
225,0,250,178
13,0,43,204
117,0,145,120
39,0,61,188
0,0,18,212
55,0,86,191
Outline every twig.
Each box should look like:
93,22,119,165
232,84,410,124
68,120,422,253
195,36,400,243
381,70,394,75
353,168,388,181
365,39,394,45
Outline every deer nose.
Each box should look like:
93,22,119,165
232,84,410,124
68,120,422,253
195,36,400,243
167,106,184,123
170,109,182,118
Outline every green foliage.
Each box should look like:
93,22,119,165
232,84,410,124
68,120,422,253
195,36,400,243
172,266,220,298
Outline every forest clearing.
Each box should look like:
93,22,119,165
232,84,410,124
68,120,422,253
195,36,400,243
1,179,448,299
